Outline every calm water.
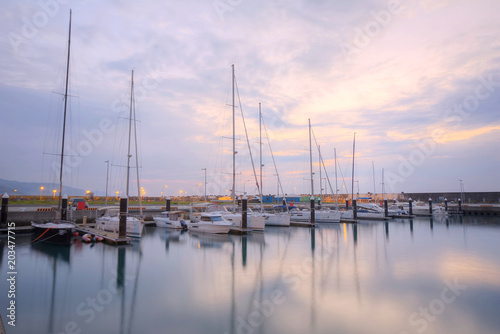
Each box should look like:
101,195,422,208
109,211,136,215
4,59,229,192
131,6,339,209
1,216,500,334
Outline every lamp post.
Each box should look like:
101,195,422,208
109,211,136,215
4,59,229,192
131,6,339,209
201,168,207,202
115,191,119,201
40,186,44,200
243,179,250,195
86,190,90,200
459,179,465,203
52,189,56,200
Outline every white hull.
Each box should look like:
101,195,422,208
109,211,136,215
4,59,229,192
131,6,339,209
154,217,188,229
188,223,231,234
96,216,143,238
226,214,266,231
290,209,341,223
264,213,291,226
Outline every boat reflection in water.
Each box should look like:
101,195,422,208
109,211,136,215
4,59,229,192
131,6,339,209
2,216,500,334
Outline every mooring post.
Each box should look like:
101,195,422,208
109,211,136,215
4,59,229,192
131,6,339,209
242,194,247,229
310,196,315,224
62,194,68,221
1,193,9,228
384,198,389,218
353,198,357,221
345,199,349,210
458,198,462,213
428,198,433,215
318,197,322,210
83,216,87,227
119,197,128,238
444,198,448,212
409,198,413,216
282,199,286,206
166,196,171,212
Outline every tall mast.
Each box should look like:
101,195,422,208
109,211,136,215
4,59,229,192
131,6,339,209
351,132,356,201
132,77,142,217
309,119,314,197
126,70,134,199
232,64,236,211
318,145,322,200
259,103,264,212
372,161,376,203
334,148,338,210
58,9,72,213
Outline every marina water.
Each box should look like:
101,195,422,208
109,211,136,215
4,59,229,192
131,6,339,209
1,216,500,334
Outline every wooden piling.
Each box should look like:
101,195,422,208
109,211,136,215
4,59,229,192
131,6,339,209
409,198,413,216
310,196,315,224
1,193,8,228
428,198,433,215
62,194,68,220
119,197,127,238
242,195,247,229
353,198,358,221
166,196,171,212
384,198,389,218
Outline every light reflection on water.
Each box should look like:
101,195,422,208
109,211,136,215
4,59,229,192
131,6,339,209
1,216,500,334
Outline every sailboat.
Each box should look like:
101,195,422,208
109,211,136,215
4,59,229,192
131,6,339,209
258,103,290,226
31,10,75,246
96,70,144,238
289,119,341,223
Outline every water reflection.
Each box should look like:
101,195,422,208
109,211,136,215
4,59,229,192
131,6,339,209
1,216,499,334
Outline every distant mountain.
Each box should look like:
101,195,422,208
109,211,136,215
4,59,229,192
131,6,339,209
0,178,86,196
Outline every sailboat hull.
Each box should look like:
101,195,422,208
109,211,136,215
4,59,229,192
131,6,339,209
31,222,74,246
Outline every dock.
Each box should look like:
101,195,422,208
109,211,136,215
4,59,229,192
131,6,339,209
290,221,317,227
229,226,253,235
74,224,131,245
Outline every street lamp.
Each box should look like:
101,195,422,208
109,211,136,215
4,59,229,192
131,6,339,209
40,186,44,200
115,191,119,201
52,189,57,200
86,190,90,200
243,179,250,194
201,168,207,202
459,179,465,203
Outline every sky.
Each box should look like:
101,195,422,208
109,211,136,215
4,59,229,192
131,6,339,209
1,0,499,198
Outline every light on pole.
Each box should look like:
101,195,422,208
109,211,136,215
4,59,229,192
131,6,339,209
52,189,56,200
243,179,250,194
40,186,44,200
202,168,207,202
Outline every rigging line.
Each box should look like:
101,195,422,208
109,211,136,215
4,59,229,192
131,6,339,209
262,117,288,210
310,128,336,199
234,76,260,196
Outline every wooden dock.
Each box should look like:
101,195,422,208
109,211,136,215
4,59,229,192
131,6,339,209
229,226,253,235
339,218,358,224
74,225,130,245
0,225,34,234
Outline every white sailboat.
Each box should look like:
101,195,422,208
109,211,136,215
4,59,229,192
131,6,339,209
290,119,341,223
96,70,144,238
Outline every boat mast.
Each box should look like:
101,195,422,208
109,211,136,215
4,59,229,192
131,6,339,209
132,77,142,217
232,64,236,212
318,145,322,202
309,119,314,197
126,70,134,200
334,148,338,210
351,132,356,202
259,103,264,212
372,161,376,203
58,9,72,213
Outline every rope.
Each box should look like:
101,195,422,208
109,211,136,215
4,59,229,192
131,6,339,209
32,232,61,245
31,228,51,243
